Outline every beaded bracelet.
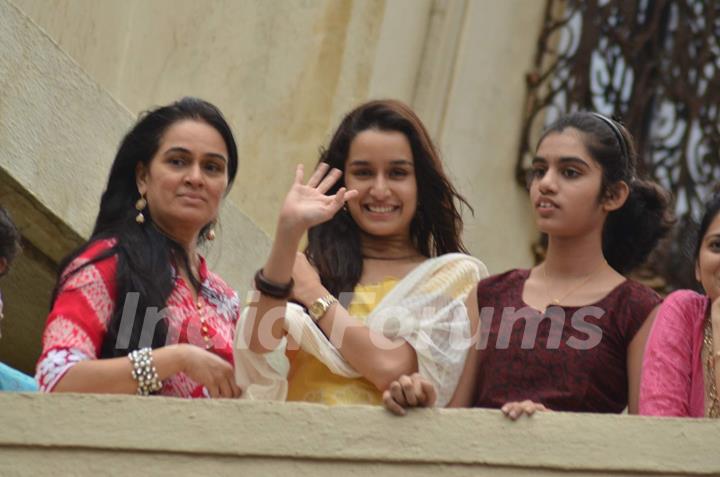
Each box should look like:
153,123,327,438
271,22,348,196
128,348,163,396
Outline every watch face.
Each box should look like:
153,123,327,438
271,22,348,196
309,296,336,321
309,301,325,319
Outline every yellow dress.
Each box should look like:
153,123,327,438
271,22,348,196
286,278,399,405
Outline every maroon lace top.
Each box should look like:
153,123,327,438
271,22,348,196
472,269,661,413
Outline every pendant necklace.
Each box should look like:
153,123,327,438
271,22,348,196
542,259,607,306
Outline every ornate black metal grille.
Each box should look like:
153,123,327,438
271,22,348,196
518,0,720,290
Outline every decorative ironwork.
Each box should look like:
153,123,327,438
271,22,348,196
518,0,720,290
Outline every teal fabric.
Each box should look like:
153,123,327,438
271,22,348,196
0,361,37,392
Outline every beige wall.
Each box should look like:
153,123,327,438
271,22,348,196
1,393,718,476
413,0,542,272
12,0,390,237
13,0,541,272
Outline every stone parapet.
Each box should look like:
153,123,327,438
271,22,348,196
0,393,717,476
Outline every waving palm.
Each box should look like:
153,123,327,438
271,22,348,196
280,163,358,231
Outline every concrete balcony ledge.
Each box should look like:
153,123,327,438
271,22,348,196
0,393,717,476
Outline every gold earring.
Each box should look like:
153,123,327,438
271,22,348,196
135,196,147,224
206,227,216,241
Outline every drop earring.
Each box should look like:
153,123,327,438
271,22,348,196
135,196,147,224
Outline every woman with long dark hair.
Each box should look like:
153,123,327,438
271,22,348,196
236,99,487,406
383,111,674,416
36,97,242,398
641,193,720,417
0,206,37,391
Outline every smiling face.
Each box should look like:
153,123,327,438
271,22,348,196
696,212,720,302
344,129,418,239
136,119,229,244
530,128,626,238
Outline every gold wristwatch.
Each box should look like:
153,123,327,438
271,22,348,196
308,294,338,322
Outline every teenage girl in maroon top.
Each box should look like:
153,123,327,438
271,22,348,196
383,112,674,417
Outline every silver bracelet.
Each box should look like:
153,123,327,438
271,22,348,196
128,348,163,396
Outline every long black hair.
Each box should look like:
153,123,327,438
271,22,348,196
51,97,238,358
0,206,21,277
306,99,471,297
538,111,674,274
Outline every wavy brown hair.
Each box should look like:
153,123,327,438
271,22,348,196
306,99,471,297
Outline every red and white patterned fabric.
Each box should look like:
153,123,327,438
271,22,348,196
36,238,240,397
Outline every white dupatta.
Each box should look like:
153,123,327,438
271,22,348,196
234,253,488,407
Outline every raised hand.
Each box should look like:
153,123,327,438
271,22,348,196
279,163,358,233
249,163,357,354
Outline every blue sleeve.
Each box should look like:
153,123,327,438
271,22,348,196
0,361,38,392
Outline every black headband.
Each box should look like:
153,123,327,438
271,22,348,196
590,112,631,171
